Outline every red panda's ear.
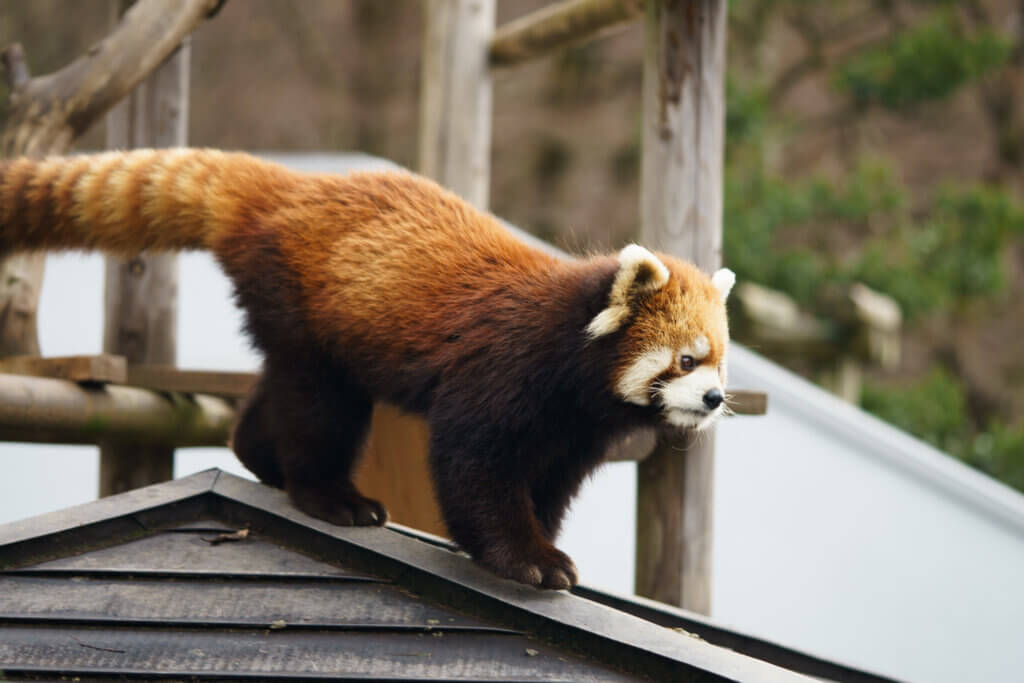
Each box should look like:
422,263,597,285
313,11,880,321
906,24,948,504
712,268,735,300
586,245,669,338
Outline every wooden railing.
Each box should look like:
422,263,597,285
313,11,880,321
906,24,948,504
0,0,750,615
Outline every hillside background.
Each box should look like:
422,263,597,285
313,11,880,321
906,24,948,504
1,0,1022,491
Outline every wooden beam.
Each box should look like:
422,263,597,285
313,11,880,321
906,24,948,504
418,0,495,209
490,0,644,68
0,354,127,384
125,366,257,399
100,0,191,497
0,374,234,448
727,390,767,417
635,0,727,616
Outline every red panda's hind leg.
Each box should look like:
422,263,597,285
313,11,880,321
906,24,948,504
261,359,388,527
232,374,284,489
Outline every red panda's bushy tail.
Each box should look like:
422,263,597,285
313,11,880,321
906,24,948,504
0,148,290,258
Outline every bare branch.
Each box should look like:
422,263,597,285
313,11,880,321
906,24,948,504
1,43,30,91
2,0,220,158
490,0,644,68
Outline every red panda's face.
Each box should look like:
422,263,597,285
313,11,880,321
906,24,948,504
587,245,734,431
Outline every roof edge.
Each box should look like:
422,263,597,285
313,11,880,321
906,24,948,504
0,468,220,550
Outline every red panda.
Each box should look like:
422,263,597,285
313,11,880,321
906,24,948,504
0,149,735,589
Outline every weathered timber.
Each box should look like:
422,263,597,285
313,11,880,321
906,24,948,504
490,0,644,67
99,0,192,497
0,374,234,448
0,0,219,359
0,354,127,384
419,0,495,208
635,0,727,615
125,366,257,398
357,403,445,536
728,390,768,417
0,46,44,359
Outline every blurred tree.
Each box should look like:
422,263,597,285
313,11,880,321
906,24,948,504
725,0,1024,491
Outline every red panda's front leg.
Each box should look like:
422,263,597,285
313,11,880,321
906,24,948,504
428,427,579,589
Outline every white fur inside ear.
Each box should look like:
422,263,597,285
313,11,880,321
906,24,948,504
585,244,670,339
712,268,736,300
619,244,669,292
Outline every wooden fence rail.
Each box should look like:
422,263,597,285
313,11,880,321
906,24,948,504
489,0,644,67
0,374,233,448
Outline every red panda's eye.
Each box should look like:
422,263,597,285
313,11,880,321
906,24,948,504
680,355,696,370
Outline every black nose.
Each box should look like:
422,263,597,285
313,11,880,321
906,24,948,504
703,389,724,410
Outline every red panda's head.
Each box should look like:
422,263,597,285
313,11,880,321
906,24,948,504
587,245,734,431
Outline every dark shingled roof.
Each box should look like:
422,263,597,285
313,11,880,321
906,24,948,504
0,470,890,681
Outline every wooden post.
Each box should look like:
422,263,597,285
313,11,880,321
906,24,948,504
418,0,495,208
0,46,46,360
99,1,189,497
635,0,726,615
355,0,496,535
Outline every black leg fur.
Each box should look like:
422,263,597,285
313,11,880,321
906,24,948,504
256,357,387,527
428,423,578,589
232,374,284,489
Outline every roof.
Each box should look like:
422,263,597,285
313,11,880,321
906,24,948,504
728,344,1024,536
0,469,889,682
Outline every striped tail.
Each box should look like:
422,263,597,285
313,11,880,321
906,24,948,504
0,148,291,257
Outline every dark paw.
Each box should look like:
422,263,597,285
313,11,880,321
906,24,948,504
291,490,389,527
481,545,579,590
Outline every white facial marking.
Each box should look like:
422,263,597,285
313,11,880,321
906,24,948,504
712,268,736,300
658,365,724,430
690,335,710,360
616,346,674,405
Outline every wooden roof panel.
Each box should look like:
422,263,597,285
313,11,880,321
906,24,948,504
0,576,506,631
22,526,370,578
0,625,639,681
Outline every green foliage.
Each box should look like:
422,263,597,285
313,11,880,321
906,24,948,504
965,421,1024,493
862,369,970,450
834,14,1012,109
853,186,1024,316
725,77,769,152
721,2,1024,493
723,159,905,309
